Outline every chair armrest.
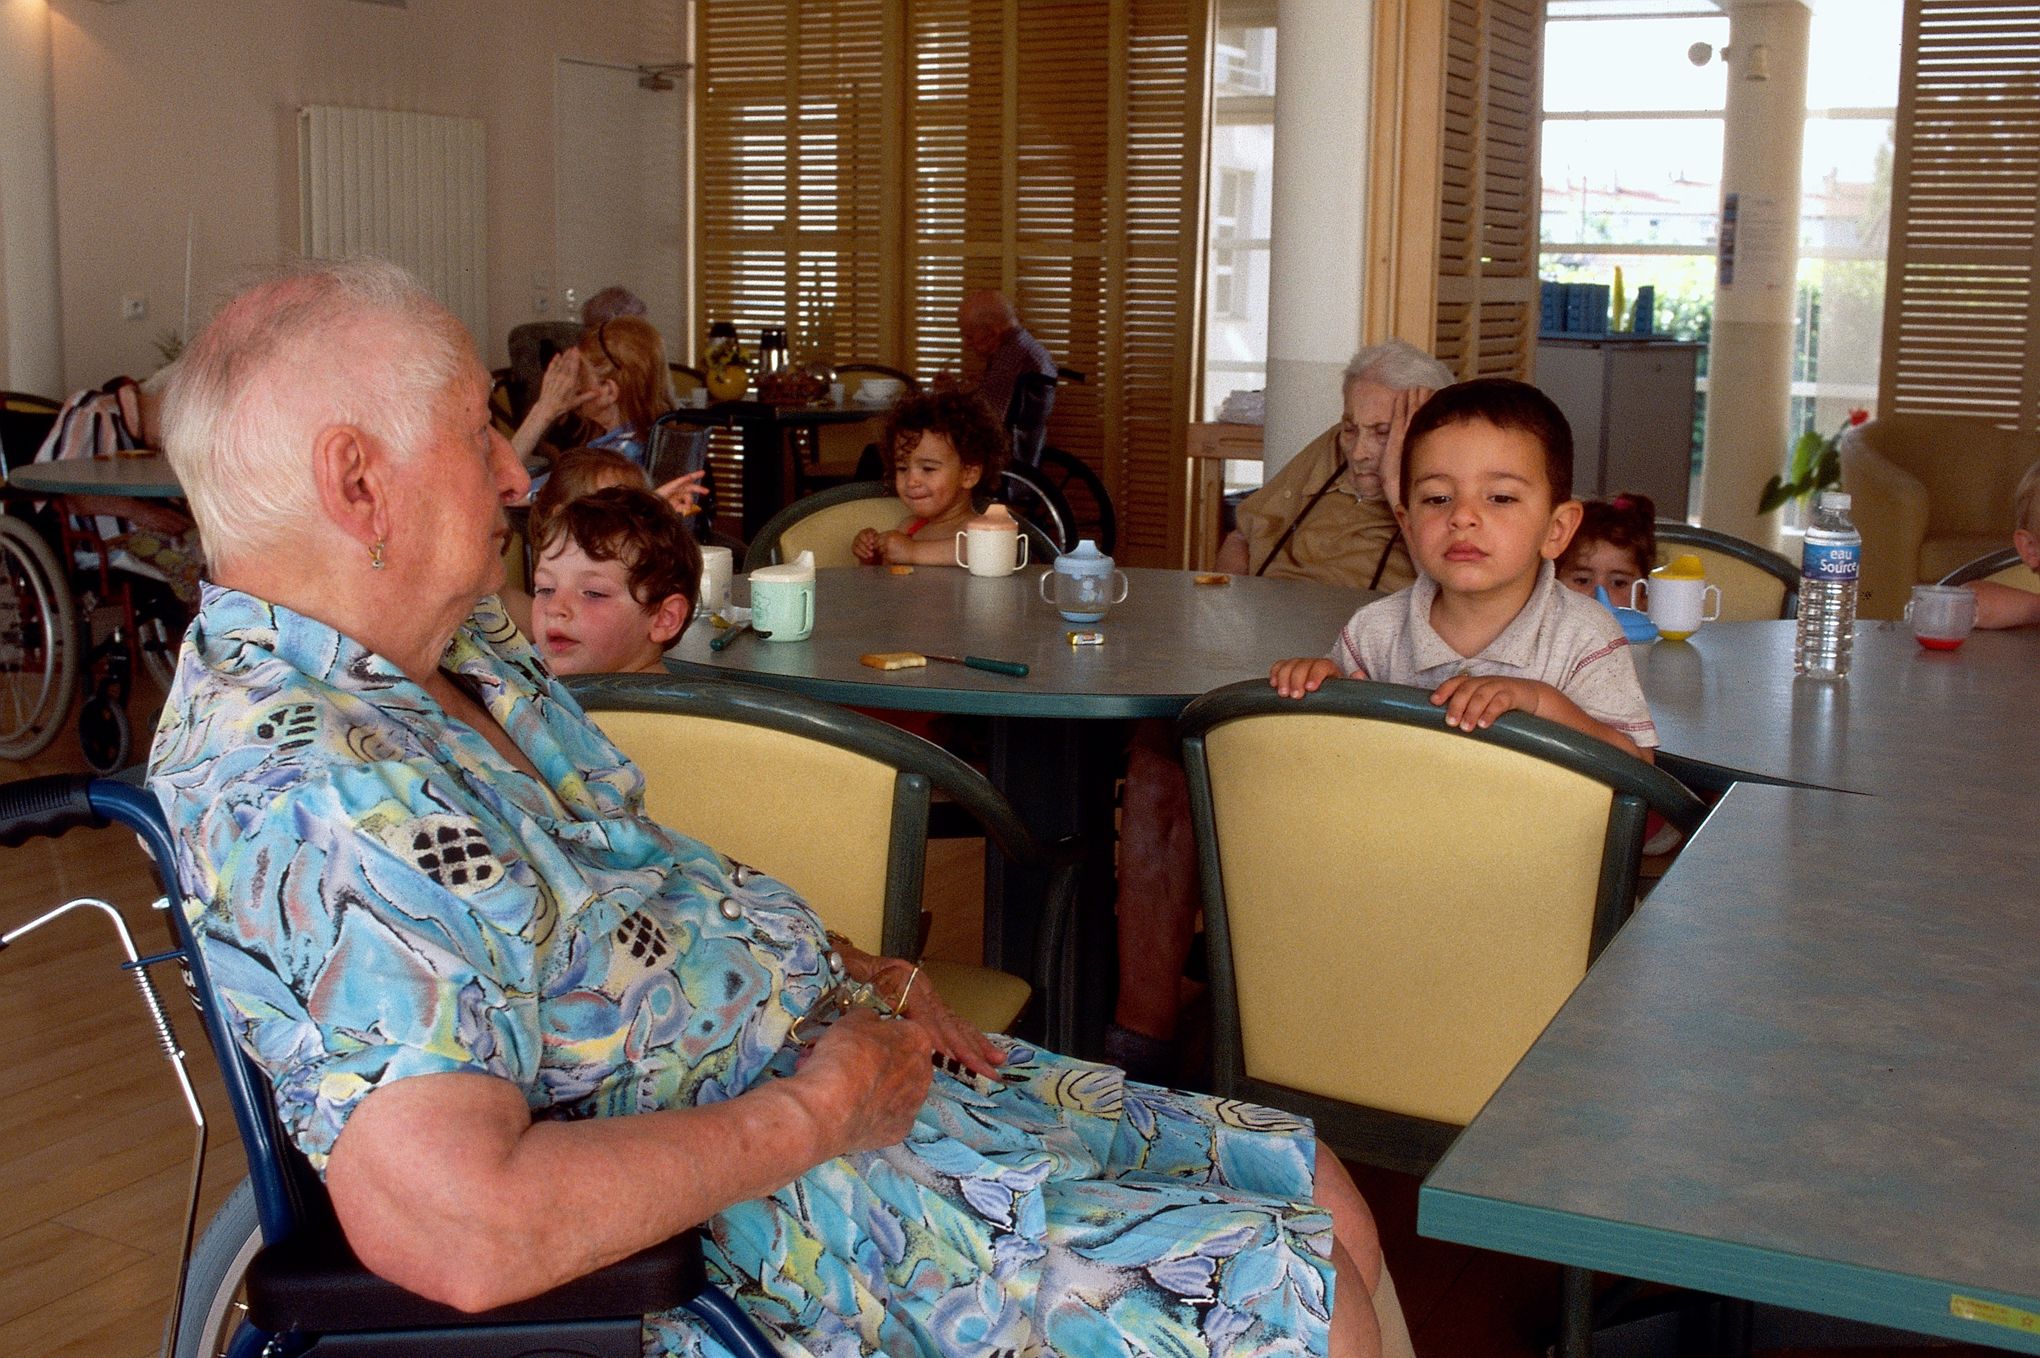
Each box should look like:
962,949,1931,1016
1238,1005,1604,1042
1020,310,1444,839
1840,431,1929,617
245,1223,707,1334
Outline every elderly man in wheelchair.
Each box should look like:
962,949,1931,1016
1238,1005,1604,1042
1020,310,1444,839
1,261,1406,1357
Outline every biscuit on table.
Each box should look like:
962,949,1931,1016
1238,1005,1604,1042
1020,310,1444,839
1194,573,1231,586
888,564,915,575
860,652,928,671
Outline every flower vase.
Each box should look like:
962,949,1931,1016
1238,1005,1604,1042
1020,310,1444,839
705,365,750,402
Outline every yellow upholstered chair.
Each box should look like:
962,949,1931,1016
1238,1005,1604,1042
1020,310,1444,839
742,482,910,571
1180,679,1705,1169
567,672,1077,1044
1179,678,1706,1355
1654,521,1799,622
1839,414,2040,618
743,481,1056,572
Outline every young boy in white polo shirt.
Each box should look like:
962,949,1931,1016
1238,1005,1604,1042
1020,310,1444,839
1270,377,1658,760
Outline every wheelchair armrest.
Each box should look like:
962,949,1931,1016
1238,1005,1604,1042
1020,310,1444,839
245,1221,708,1334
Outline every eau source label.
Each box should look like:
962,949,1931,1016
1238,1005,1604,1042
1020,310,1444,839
1802,540,1860,582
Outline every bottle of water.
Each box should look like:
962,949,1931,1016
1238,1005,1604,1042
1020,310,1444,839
1795,490,1862,678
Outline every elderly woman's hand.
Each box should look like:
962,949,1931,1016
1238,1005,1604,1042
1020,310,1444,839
1377,385,1436,513
793,1007,935,1155
887,964,1005,1080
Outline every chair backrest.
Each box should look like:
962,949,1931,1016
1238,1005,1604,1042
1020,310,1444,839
1842,414,2038,539
1654,521,1799,621
834,362,920,398
0,390,61,474
745,481,1056,571
1179,679,1706,1172
744,481,907,571
1938,546,2040,592
569,673,1049,961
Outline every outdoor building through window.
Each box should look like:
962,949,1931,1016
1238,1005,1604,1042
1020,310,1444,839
1202,16,1276,422
1540,0,1901,481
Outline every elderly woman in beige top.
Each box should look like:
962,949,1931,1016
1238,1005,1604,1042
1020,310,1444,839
1111,341,1453,1083
1214,340,1454,592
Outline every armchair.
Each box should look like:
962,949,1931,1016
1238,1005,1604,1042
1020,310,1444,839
1839,414,2038,618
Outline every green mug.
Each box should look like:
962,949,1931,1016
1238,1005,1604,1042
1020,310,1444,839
749,551,816,642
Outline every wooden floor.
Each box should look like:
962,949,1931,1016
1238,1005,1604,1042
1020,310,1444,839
0,701,1990,1357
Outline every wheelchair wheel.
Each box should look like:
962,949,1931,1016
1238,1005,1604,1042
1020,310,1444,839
0,514,80,761
997,463,1077,553
1035,447,1117,555
173,1177,261,1358
79,689,131,775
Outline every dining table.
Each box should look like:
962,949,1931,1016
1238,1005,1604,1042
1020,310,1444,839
1423,619,2040,1352
664,563,1370,1040
4,454,185,500
654,399,887,540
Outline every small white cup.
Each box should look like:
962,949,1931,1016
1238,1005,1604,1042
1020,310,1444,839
698,546,733,618
681,388,708,409
954,527,1029,577
1905,584,1977,650
828,382,846,406
1630,577,1720,640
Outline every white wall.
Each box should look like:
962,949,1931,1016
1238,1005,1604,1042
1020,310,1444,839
43,0,682,389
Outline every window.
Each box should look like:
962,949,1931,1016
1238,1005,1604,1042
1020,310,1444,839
1202,18,1274,419
1539,1,1902,469
1210,167,1256,319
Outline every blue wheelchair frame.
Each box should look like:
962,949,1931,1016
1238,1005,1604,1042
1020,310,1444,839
0,774,777,1357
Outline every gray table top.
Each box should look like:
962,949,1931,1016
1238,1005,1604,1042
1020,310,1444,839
666,565,1368,718
6,455,184,499
1635,620,2040,799
1421,782,2040,1351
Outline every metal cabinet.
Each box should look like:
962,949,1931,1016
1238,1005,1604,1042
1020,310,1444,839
1535,338,1702,518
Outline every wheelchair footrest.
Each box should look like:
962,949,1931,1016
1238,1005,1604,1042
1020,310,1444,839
245,1225,706,1336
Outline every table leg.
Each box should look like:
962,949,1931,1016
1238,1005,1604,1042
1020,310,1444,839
738,418,789,542
987,716,1124,1060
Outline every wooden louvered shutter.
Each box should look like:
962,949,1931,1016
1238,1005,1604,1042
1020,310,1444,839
696,0,892,520
1433,0,1543,380
1879,0,2040,431
1365,0,1543,381
905,0,1207,566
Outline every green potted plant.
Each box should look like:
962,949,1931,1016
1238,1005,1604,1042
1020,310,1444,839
1758,408,1868,517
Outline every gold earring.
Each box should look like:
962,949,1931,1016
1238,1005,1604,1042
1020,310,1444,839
369,539,386,571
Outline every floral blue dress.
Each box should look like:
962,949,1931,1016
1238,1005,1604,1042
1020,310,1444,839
148,586,1336,1358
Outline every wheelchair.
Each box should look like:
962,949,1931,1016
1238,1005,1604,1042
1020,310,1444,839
0,773,778,1357
993,369,1117,555
0,496,188,772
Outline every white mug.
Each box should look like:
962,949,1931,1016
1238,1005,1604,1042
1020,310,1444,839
954,527,1029,577
698,546,733,618
1630,577,1720,641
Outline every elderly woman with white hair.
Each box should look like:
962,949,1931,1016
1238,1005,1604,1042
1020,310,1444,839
146,260,1409,1358
1213,341,1453,592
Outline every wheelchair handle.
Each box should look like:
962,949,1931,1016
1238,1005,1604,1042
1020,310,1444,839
0,773,103,850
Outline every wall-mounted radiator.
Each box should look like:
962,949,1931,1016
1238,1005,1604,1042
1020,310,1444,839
298,105,488,342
